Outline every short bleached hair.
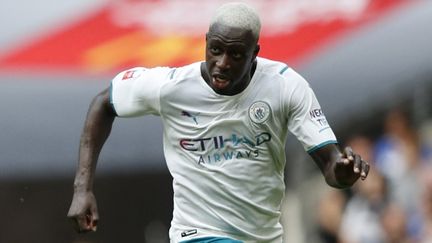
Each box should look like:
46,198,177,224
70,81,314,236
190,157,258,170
209,2,261,40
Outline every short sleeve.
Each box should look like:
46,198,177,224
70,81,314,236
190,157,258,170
284,70,337,153
110,67,172,117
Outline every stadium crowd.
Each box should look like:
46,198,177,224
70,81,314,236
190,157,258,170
312,108,432,243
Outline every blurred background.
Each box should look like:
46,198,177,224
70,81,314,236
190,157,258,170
1,0,432,242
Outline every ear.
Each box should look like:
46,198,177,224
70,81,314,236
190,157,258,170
253,44,260,58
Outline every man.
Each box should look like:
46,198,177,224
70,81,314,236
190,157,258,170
67,2,369,243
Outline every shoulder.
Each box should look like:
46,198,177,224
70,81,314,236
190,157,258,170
256,57,289,76
256,57,310,89
112,67,148,82
111,63,201,85
111,66,173,82
165,62,202,83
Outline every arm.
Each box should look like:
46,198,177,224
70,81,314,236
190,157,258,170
67,88,116,232
310,143,370,189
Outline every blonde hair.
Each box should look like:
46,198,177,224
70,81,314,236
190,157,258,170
210,2,261,40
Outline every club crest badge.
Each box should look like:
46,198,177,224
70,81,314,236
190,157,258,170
249,101,271,124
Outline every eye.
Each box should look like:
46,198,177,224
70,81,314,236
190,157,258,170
210,46,221,54
229,50,245,60
232,52,243,60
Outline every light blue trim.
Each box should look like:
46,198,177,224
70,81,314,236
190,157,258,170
319,127,331,133
279,65,289,75
307,140,338,154
170,68,177,79
109,81,113,104
180,236,242,243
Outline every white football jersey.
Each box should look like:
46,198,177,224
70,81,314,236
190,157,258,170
110,57,337,242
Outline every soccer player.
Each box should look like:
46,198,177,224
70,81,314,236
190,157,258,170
67,2,370,242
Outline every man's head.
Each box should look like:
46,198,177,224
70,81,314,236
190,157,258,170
203,2,261,95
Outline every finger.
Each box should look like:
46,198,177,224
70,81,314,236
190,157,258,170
71,214,91,233
340,156,350,165
85,214,98,232
338,152,350,165
353,154,361,174
360,160,370,180
80,214,94,232
87,213,98,232
343,147,354,161
86,214,92,229
91,219,98,232
90,205,99,231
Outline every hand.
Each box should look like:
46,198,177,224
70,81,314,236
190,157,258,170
335,146,370,184
67,190,99,233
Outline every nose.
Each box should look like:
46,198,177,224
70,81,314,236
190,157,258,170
216,54,230,70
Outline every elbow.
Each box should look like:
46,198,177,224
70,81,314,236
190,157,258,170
91,89,117,117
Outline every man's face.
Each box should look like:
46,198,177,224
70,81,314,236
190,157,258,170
204,24,259,95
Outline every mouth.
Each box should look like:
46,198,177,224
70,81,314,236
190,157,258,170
211,73,230,89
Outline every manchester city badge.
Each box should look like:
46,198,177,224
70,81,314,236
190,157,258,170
248,101,271,124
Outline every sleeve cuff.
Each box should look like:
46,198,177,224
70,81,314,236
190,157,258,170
307,140,338,154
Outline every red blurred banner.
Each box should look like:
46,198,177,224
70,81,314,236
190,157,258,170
0,0,409,75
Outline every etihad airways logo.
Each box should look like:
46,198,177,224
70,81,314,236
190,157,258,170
179,132,272,165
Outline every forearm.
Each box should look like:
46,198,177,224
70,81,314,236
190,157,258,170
74,90,115,192
314,152,346,188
